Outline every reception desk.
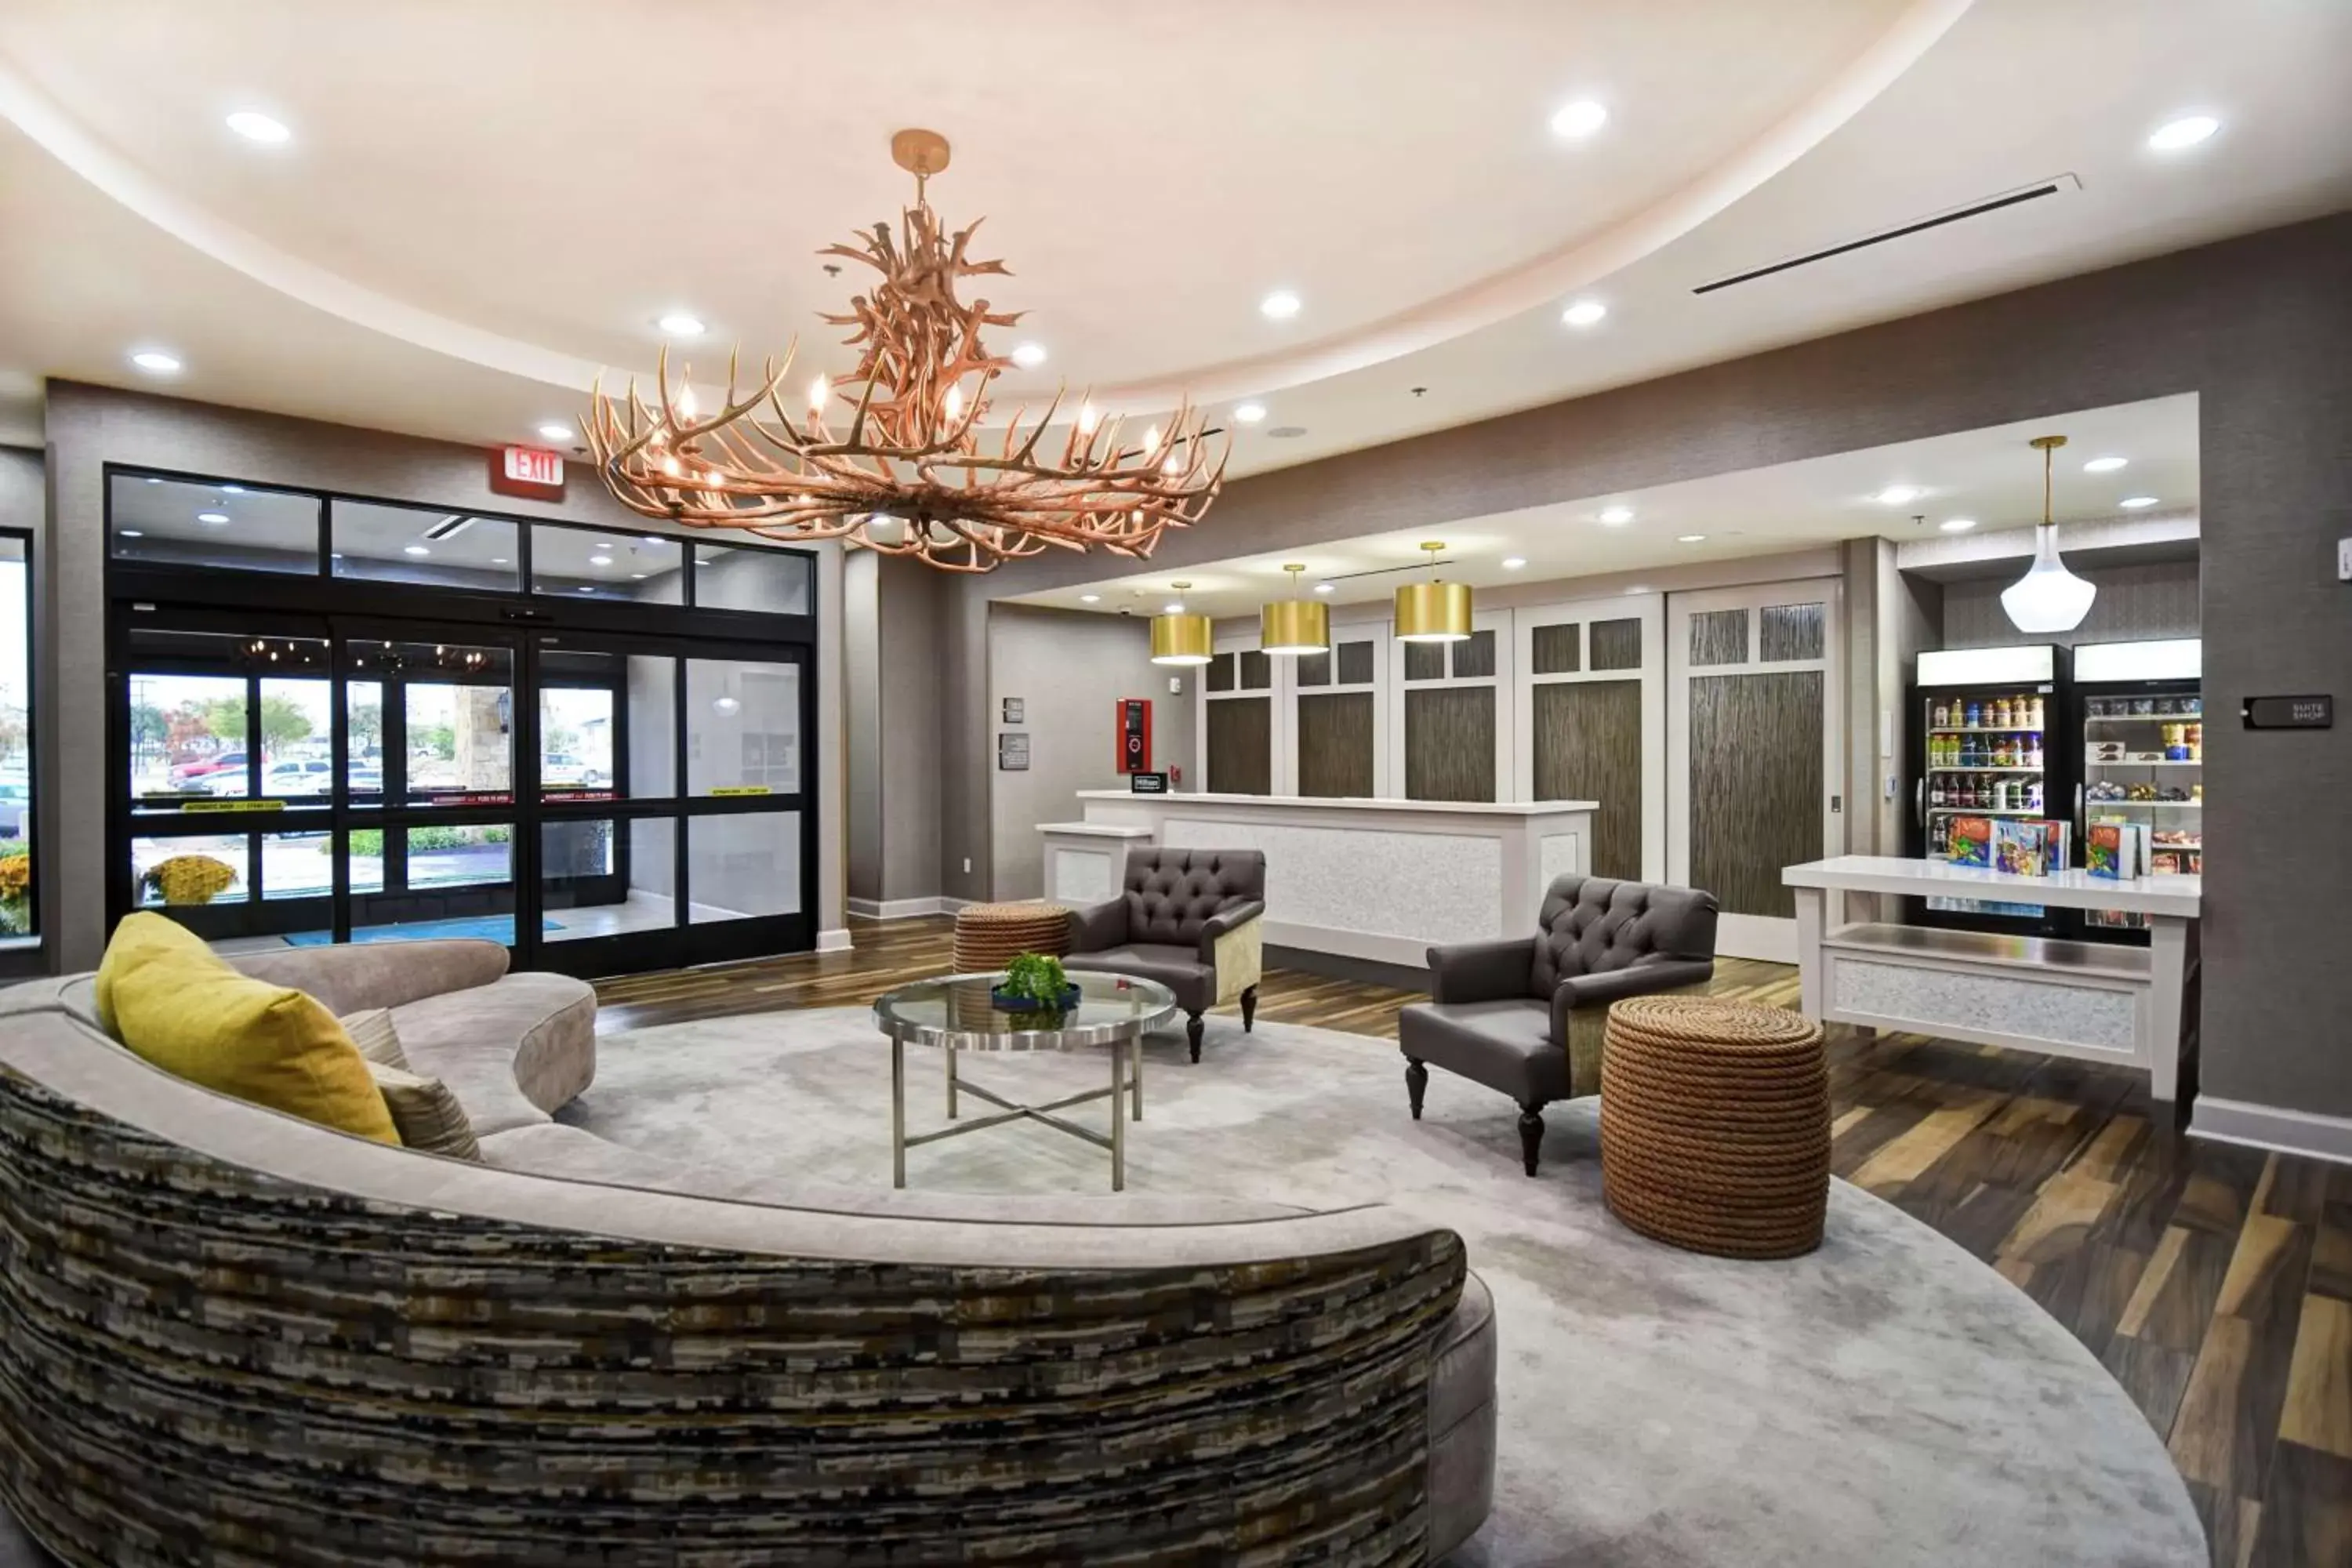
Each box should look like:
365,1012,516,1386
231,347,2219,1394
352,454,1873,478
1050,791,1598,975
1783,856,2201,1100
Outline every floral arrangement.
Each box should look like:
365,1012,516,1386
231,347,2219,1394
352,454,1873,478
1000,952,1071,1008
0,849,28,935
140,854,238,906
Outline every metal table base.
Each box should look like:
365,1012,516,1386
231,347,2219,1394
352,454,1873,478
891,1034,1145,1191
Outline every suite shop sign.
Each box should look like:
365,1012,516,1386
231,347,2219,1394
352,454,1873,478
489,444,566,501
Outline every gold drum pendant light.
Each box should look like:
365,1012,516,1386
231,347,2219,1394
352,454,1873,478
1259,563,1330,655
1393,542,1472,642
1150,581,1214,666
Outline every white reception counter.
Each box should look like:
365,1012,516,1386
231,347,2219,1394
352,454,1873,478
1783,856,2201,1100
1045,791,1599,972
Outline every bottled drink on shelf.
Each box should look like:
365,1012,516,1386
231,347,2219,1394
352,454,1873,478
1933,700,1950,729
2027,735,2043,768
1965,699,1982,728
1930,777,1945,808
1993,695,2011,728
2029,695,2045,729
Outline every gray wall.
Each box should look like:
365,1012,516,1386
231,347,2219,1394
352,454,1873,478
844,552,883,905
986,604,1195,902
0,448,43,979
875,558,945,903
38,383,847,967
1938,558,2200,649
943,212,2352,1127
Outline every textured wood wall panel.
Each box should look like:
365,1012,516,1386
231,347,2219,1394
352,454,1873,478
1531,681,1642,878
1294,651,1331,688
1297,692,1376,798
1403,688,1494,803
1450,630,1496,680
1759,602,1826,663
1688,609,1749,667
1336,641,1376,686
1237,651,1273,691
1205,653,1235,694
1403,643,1446,683
1206,698,1272,795
1530,625,1580,675
1689,672,1822,917
1590,619,1644,672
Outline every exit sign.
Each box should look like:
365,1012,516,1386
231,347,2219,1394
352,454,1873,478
490,443,566,499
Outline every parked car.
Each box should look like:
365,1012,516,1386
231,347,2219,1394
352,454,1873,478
0,776,27,839
540,753,610,787
255,759,333,797
169,750,246,788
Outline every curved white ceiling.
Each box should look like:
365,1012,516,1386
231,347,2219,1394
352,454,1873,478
0,0,1966,408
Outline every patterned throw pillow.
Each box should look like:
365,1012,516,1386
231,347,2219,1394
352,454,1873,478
341,1009,408,1070
364,1062,482,1162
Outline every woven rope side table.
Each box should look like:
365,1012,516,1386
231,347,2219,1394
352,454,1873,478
1599,995,1829,1261
952,902,1072,973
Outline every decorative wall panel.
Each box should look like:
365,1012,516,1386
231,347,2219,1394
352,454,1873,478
1531,680,1642,878
1297,692,1376,798
1294,651,1331,688
1404,688,1495,803
1335,641,1376,686
1687,609,1749,667
1403,642,1446,682
1051,847,1119,907
1759,602,1827,663
1941,560,2201,650
1205,697,1272,796
1162,817,1503,943
1589,619,1644,672
1530,625,1581,676
1831,956,2137,1052
1688,671,1821,917
1237,650,1273,691
1539,832,1584,892
1450,630,1496,680
1205,652,1236,694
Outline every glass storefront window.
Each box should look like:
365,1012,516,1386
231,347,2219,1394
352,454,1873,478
532,527,684,603
0,537,31,938
132,833,250,908
404,823,513,889
542,817,679,941
332,501,519,592
686,659,800,795
131,671,249,809
351,640,514,806
687,811,800,923
261,831,334,900
110,474,320,575
347,680,384,804
694,543,812,614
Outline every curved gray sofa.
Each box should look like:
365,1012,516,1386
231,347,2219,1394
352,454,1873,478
0,940,1497,1566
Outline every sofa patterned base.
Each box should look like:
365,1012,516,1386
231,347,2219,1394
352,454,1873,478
0,966,1484,1566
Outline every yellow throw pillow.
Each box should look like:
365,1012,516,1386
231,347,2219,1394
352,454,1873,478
99,913,401,1146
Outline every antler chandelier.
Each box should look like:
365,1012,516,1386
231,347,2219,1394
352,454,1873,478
584,129,1227,572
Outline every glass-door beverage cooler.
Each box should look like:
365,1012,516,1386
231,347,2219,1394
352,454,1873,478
2072,637,2202,945
1906,644,2071,935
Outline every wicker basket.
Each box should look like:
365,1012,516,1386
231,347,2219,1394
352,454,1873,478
952,902,1072,973
1599,995,1828,1260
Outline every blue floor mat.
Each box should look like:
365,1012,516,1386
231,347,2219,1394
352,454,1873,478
285,915,562,947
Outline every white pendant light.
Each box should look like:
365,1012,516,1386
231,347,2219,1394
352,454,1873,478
2001,434,2097,634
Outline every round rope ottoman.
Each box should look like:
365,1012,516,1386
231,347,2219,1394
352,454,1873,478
952,901,1071,973
1599,995,1829,1261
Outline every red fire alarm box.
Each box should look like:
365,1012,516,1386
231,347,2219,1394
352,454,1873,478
1116,699,1152,773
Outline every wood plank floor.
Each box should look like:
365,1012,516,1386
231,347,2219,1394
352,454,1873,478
596,917,2352,1567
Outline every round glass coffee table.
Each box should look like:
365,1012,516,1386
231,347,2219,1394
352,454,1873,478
871,971,1178,1192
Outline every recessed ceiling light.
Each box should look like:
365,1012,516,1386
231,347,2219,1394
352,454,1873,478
491,557,510,565
1080,593,1101,604
1011,342,1047,369
589,554,614,566
1259,290,1301,321
1163,601,1184,614
118,528,143,539
1940,517,1977,532
329,551,342,559
656,311,706,337
2082,456,2127,474
631,572,648,580
1232,402,1268,424
1501,557,1527,570
2148,114,2220,152
1550,100,1608,140
577,585,596,593
403,544,431,557
1677,534,1708,544
1560,299,1607,328
196,511,230,525
224,110,291,144
143,477,162,484
536,423,575,442
129,350,182,374
1876,485,1922,505
1313,582,1334,594
2118,495,2160,509
1598,506,1635,525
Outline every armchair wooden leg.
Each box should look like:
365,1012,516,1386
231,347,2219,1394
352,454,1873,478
1240,985,1258,1033
1405,1058,1428,1120
1185,1011,1204,1063
1518,1102,1545,1177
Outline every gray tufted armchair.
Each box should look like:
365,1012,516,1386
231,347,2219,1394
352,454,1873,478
1398,874,1719,1175
1064,848,1267,1062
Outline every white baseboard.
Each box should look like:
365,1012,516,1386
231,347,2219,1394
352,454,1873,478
816,927,855,953
848,896,952,920
2189,1095,2352,1167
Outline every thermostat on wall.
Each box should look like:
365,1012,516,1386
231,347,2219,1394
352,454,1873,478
2339,535,2351,582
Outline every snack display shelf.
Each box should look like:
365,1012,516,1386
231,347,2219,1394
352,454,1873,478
1929,767,2043,775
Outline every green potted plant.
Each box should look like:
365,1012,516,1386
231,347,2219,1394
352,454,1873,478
992,952,1080,1014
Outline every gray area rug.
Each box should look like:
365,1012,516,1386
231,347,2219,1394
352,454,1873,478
561,1007,2205,1568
